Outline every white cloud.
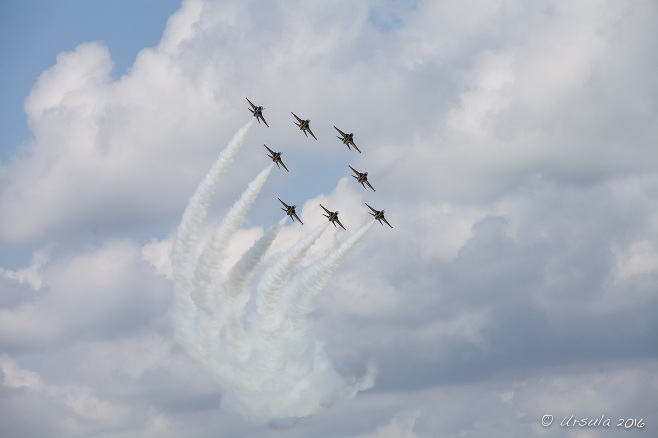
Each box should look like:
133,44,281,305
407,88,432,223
357,411,424,438
142,237,175,280
0,245,51,291
0,356,44,390
0,240,171,351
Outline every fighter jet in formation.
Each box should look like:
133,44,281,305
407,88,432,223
291,112,317,140
245,98,393,231
365,203,392,228
264,144,289,172
334,126,361,153
246,97,268,127
320,204,346,230
349,165,375,192
279,198,303,224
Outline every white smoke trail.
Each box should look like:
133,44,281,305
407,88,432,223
192,164,274,314
192,164,274,372
284,220,376,323
228,216,287,297
170,121,375,426
254,223,329,333
281,221,378,402
248,223,329,381
223,217,287,365
171,119,254,358
210,221,375,424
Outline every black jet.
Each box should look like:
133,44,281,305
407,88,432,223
246,97,269,127
291,112,317,140
349,165,375,192
334,126,361,153
264,144,289,172
365,203,392,228
320,204,346,230
279,198,303,224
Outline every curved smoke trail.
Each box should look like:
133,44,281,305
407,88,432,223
170,122,375,426
228,217,287,298
254,223,329,335
193,163,273,370
284,220,376,327
171,119,254,358
192,164,274,314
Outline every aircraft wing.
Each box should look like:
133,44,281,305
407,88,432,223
291,112,303,123
382,217,393,228
335,218,346,230
293,212,303,224
365,203,378,214
260,115,269,127
319,204,331,215
349,165,360,176
308,127,317,140
264,144,275,155
246,97,256,109
334,126,346,137
280,160,289,172
351,142,361,153
365,181,376,192
278,198,289,209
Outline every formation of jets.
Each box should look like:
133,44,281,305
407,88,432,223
246,97,393,230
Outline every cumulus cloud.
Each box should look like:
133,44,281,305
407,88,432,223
0,241,171,353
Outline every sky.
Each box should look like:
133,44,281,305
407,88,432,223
0,0,657,437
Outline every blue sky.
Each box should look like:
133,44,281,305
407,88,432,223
0,0,180,161
0,1,657,437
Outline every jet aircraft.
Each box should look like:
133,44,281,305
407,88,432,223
291,112,317,140
264,144,289,172
320,204,346,230
349,165,375,192
334,126,361,153
246,97,269,127
279,198,303,224
365,203,392,228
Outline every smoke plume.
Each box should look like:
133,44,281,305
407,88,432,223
171,122,375,426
